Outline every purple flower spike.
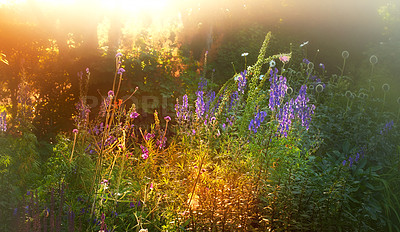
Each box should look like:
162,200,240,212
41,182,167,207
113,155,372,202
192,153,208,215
175,94,190,122
269,68,288,111
238,70,247,94
293,85,315,130
249,111,267,133
195,91,205,119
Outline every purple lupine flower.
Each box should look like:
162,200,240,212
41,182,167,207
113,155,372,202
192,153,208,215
140,145,149,160
355,153,360,162
205,91,216,113
380,120,394,135
129,202,135,208
238,70,247,94
302,58,310,65
117,68,125,75
198,78,208,91
269,68,288,111
227,116,234,126
342,160,346,166
343,147,366,168
182,94,188,109
277,99,295,137
195,91,205,119
248,111,267,133
229,91,239,111
348,157,354,167
75,101,91,128
175,94,189,122
293,85,315,130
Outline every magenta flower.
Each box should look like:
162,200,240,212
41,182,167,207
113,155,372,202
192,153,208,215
115,53,123,58
117,68,125,75
164,116,171,121
100,179,108,185
73,129,78,134
140,145,149,160
108,90,114,97
86,67,90,73
149,183,153,190
130,112,139,119
144,133,155,141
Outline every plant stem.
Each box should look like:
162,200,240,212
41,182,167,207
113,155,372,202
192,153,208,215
69,133,77,162
341,59,346,76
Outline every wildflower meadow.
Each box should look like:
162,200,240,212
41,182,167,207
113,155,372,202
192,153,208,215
1,1,400,231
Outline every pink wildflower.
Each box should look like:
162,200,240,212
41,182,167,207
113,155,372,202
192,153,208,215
164,116,171,121
279,56,290,63
130,112,139,119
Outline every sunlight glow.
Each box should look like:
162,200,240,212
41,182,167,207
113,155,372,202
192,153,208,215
1,0,169,12
99,0,169,13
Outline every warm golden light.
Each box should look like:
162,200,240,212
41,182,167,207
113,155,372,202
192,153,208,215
0,0,170,12
99,0,169,13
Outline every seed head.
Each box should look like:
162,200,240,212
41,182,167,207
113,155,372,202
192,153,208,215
369,55,378,65
369,86,375,92
342,50,349,59
345,90,352,99
286,87,293,95
315,84,324,93
382,83,390,92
